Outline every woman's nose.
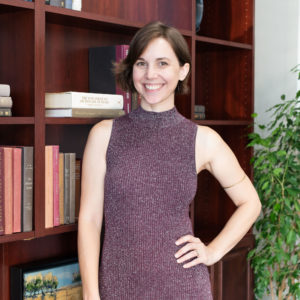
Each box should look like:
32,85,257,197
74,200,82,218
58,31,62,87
145,65,158,79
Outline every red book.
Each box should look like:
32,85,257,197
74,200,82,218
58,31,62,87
3,147,13,235
0,148,4,235
52,145,60,227
12,148,22,233
45,146,53,228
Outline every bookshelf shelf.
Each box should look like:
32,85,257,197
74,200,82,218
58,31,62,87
0,231,34,244
0,117,34,124
0,0,34,10
0,1,255,299
195,35,252,50
195,120,252,126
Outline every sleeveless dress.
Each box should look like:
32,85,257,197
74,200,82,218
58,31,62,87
99,106,213,300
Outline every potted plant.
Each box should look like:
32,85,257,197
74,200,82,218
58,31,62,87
247,65,300,300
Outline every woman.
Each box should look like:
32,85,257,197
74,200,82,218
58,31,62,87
78,21,261,299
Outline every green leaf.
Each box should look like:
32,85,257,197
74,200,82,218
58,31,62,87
286,230,296,245
251,113,258,118
281,94,286,100
273,168,283,176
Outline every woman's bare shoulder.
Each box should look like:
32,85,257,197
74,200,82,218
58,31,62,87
196,125,223,148
85,119,114,154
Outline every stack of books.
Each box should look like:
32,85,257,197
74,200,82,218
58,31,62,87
45,146,81,228
194,105,206,120
0,146,33,235
0,84,13,117
45,91,125,118
45,0,82,11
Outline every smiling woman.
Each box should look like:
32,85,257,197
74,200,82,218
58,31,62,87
77,21,261,300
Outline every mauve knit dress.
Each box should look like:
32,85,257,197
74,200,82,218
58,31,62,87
99,105,213,300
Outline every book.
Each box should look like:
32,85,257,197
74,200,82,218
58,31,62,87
0,108,12,117
45,91,123,109
45,146,53,228
0,97,13,108
59,153,64,225
12,148,22,233
50,0,65,7
89,45,131,113
69,153,76,224
45,108,125,118
2,148,13,235
21,146,33,232
52,146,60,227
0,149,4,235
63,153,70,224
72,0,81,11
75,159,81,222
0,84,10,97
194,112,206,120
195,105,205,113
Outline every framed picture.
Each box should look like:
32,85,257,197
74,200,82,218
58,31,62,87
10,257,82,300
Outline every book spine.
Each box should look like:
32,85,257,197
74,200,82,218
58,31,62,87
45,92,123,109
52,146,60,227
64,153,70,224
12,148,22,233
4,148,13,235
75,159,81,222
116,45,131,114
22,147,33,232
59,153,65,225
0,149,4,235
0,84,10,97
45,146,53,228
70,108,125,118
0,108,12,117
69,153,76,224
0,97,13,108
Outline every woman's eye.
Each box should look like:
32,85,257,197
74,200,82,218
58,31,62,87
159,61,168,67
136,61,146,67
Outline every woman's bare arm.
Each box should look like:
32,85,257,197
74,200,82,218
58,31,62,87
78,119,113,299
175,126,261,266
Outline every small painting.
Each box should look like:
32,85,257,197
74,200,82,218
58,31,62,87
10,257,82,300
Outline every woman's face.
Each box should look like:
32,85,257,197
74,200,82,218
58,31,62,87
132,37,189,110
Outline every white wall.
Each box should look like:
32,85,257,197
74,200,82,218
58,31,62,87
254,1,300,299
255,0,300,131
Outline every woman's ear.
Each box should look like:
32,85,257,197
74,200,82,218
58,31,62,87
179,63,190,81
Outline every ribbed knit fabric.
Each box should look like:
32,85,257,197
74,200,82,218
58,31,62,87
99,106,213,300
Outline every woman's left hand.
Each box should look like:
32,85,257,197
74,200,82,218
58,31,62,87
174,235,218,268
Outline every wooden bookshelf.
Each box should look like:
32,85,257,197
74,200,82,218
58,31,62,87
0,0,255,299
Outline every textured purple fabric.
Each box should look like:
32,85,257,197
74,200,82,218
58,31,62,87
99,106,213,299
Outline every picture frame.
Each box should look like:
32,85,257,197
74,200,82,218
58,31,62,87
10,256,82,300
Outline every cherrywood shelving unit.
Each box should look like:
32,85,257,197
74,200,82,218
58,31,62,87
0,0,254,298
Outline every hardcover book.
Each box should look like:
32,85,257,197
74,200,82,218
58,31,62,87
0,84,10,97
52,146,60,227
63,153,70,224
59,153,64,225
12,148,22,233
89,45,131,113
45,146,54,228
45,108,125,118
0,97,13,108
21,147,34,232
45,92,123,110
0,108,12,117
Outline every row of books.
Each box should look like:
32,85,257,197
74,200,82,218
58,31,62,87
0,84,13,117
0,147,33,235
45,146,81,229
194,105,206,120
24,0,82,11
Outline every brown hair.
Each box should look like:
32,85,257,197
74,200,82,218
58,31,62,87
114,21,191,94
